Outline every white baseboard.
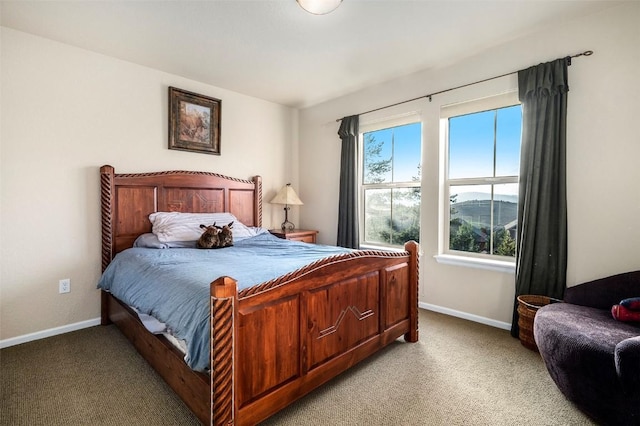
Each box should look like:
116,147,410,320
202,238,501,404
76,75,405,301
419,302,511,331
0,318,102,349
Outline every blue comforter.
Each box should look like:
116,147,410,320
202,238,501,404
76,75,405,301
98,232,351,371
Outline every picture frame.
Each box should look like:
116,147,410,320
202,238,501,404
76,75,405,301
168,87,221,155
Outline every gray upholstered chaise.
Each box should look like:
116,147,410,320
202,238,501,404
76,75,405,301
534,271,640,425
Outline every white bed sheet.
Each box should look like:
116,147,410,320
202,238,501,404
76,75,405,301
131,306,188,355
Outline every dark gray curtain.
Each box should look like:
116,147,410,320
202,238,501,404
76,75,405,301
337,115,359,249
511,58,569,337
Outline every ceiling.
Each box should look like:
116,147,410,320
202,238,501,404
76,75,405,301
0,1,620,108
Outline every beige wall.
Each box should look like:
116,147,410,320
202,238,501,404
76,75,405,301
299,3,640,326
0,28,298,341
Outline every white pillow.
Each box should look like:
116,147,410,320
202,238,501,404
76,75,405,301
149,212,262,243
133,233,197,249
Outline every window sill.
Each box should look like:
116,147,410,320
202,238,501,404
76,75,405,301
434,254,515,274
360,244,407,253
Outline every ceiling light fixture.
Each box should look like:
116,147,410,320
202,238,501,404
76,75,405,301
296,0,342,15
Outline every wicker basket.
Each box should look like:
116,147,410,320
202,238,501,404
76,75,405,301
517,295,562,352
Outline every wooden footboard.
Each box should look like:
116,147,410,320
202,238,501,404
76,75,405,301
211,241,419,426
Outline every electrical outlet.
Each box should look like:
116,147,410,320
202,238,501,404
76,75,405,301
59,278,70,294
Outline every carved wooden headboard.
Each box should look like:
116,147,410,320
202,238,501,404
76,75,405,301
100,165,262,271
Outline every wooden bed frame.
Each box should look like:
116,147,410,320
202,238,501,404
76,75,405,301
100,165,419,425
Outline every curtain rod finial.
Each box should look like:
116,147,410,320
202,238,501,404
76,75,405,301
572,50,594,58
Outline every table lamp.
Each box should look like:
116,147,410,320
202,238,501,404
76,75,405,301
270,183,303,231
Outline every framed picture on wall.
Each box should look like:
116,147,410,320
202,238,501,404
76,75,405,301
168,87,221,155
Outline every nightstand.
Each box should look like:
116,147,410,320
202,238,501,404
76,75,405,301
269,229,318,244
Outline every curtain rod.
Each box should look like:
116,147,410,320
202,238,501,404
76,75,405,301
336,50,593,122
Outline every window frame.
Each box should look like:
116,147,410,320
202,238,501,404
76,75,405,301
439,91,521,267
358,112,422,250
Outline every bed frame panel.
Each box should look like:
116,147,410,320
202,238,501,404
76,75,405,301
100,165,418,425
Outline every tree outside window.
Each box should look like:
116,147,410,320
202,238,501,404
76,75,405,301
361,122,421,247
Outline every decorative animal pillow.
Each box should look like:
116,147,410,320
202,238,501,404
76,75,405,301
197,222,234,249
217,221,234,247
197,224,220,249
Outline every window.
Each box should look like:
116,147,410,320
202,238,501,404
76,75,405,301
360,120,421,248
443,93,521,260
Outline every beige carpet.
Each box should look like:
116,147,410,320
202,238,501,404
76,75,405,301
1,310,595,425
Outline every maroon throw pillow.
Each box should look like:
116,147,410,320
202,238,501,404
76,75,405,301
620,297,640,310
612,304,640,322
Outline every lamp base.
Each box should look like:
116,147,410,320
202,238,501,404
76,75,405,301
280,205,295,231
281,220,295,231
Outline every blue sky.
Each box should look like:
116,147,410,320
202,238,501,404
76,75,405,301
449,105,522,180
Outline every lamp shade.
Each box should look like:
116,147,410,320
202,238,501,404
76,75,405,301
270,184,304,206
296,0,342,15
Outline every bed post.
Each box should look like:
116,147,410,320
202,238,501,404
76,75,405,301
211,276,238,425
100,165,115,326
100,165,115,272
253,175,262,228
404,241,419,343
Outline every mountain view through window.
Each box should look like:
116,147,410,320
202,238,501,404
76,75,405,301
448,104,521,257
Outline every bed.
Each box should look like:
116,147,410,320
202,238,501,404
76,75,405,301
99,165,419,425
